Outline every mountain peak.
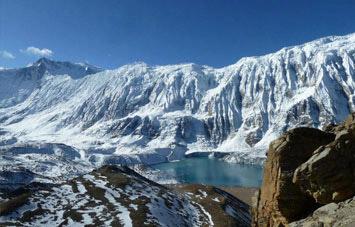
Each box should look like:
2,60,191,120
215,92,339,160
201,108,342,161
31,57,53,67
35,57,52,63
30,58,104,79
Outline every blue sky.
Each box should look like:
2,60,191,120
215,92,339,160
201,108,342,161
1,0,355,69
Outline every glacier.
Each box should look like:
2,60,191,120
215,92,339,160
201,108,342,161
1,33,355,175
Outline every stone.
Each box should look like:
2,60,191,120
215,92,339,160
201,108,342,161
252,127,335,227
293,120,355,204
289,196,355,227
252,113,355,226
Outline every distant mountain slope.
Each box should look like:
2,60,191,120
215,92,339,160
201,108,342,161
0,33,355,165
0,58,102,108
0,165,250,226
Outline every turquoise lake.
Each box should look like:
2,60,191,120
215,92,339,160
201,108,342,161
151,157,263,187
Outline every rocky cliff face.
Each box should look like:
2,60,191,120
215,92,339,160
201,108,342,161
252,113,355,226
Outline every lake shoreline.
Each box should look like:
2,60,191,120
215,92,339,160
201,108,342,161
150,156,263,188
167,183,259,206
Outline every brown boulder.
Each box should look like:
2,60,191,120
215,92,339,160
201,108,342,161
293,115,355,204
252,127,335,227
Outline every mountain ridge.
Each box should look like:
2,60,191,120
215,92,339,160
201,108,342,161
0,33,355,170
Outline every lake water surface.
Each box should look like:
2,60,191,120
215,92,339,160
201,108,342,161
151,157,263,187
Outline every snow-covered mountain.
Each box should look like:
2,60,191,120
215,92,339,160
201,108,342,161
0,58,102,108
1,33,355,168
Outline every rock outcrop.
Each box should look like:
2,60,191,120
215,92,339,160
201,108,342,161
253,113,355,227
289,196,355,227
293,113,355,204
252,128,335,226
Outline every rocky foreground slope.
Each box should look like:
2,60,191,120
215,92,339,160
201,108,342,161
0,165,251,226
252,113,355,226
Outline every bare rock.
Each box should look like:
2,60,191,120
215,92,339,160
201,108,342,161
289,196,355,227
252,127,335,227
293,114,355,204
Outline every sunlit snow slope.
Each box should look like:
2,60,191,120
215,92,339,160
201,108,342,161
1,34,355,165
